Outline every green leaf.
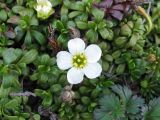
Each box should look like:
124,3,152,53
33,114,40,120
142,98,160,120
12,5,25,14
76,21,88,29
2,74,20,88
86,29,98,43
61,5,68,15
18,49,38,64
99,28,110,39
19,9,34,17
4,115,19,120
40,54,50,65
4,99,19,109
70,1,84,11
50,84,62,93
95,85,144,120
57,34,68,47
42,92,53,106
111,85,132,104
50,0,62,7
35,89,52,107
88,21,96,29
69,11,82,18
111,85,144,117
2,48,22,64
97,21,106,29
92,8,104,21
30,16,39,26
0,9,8,21
56,20,65,31
24,30,32,45
76,13,88,21
128,33,139,47
94,94,124,120
31,30,45,45
16,0,24,5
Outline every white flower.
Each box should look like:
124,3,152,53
35,0,54,19
56,38,102,84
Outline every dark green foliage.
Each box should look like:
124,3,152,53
94,85,144,120
142,97,160,120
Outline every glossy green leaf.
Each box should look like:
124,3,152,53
18,49,38,64
31,30,45,45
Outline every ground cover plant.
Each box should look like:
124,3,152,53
1,0,160,120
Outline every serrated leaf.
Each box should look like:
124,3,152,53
142,97,160,120
94,94,124,120
111,85,132,103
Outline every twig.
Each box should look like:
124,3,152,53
10,91,36,97
109,64,114,74
147,1,152,15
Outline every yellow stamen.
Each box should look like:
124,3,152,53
72,53,87,69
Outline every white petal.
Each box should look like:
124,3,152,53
68,38,85,55
56,51,72,70
85,44,102,63
35,5,42,11
46,0,52,7
42,6,51,13
83,63,102,79
67,68,84,84
37,0,44,4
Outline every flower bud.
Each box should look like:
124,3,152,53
60,85,75,104
69,27,81,38
147,54,156,62
35,0,54,19
141,80,148,88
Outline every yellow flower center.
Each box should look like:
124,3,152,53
72,53,87,69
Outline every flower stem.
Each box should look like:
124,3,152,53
136,6,153,34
